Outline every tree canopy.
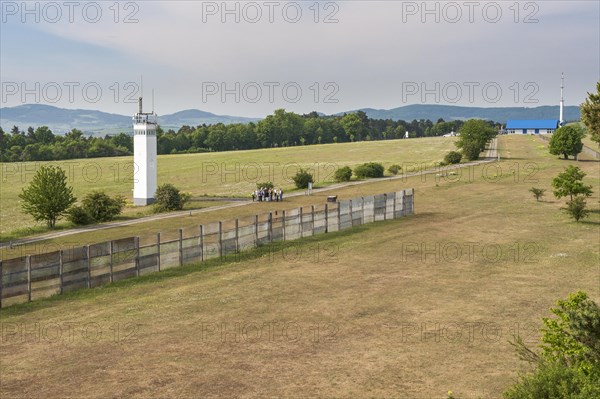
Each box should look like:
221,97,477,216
548,124,585,159
504,291,600,398
580,81,600,146
19,165,76,228
551,166,593,201
0,111,481,163
455,119,497,160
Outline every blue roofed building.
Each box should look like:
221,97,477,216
505,119,559,134
504,74,567,135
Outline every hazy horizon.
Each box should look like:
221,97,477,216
1,1,598,117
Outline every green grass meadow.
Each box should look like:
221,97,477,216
0,137,456,239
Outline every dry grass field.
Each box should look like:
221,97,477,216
0,135,598,398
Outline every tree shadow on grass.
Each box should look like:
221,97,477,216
580,220,600,225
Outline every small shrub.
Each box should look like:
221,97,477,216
180,191,192,205
529,187,546,201
334,166,353,182
562,197,589,222
154,183,189,213
292,169,314,189
67,205,92,225
81,191,126,222
354,162,384,179
388,164,402,175
444,151,462,165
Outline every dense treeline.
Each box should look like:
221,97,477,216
0,109,493,162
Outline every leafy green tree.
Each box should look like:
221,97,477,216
341,113,367,142
563,197,590,222
65,128,84,141
292,169,314,189
528,187,546,201
458,141,480,161
33,126,55,144
154,183,190,213
256,109,304,147
19,165,76,228
552,166,593,201
505,291,600,398
580,82,600,145
504,361,600,399
81,191,126,222
110,132,133,152
0,126,7,152
540,292,600,370
548,125,585,159
334,166,353,182
456,119,497,160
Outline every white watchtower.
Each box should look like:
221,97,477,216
133,97,158,206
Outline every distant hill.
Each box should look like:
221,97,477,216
0,104,260,135
158,109,259,127
340,104,581,123
0,104,581,135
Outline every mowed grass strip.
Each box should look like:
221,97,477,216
0,135,598,398
0,137,456,237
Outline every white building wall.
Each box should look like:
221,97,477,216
133,123,157,205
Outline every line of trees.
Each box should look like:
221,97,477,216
0,110,475,162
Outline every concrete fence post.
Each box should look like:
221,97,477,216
282,210,287,241
254,215,259,247
157,233,162,271
268,213,273,243
199,226,204,262
109,241,114,283
26,255,32,302
324,204,329,233
86,245,91,289
58,250,64,294
218,222,223,258
178,229,184,267
235,219,240,253
135,237,140,277
299,207,304,238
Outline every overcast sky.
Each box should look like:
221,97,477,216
1,1,598,117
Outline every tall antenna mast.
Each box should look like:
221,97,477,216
559,72,565,126
152,89,155,114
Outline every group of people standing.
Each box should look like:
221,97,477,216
252,187,283,202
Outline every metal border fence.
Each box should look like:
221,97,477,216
0,189,414,307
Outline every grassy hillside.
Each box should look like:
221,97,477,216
1,135,598,397
0,137,456,238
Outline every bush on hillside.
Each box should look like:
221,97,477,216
354,162,384,179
